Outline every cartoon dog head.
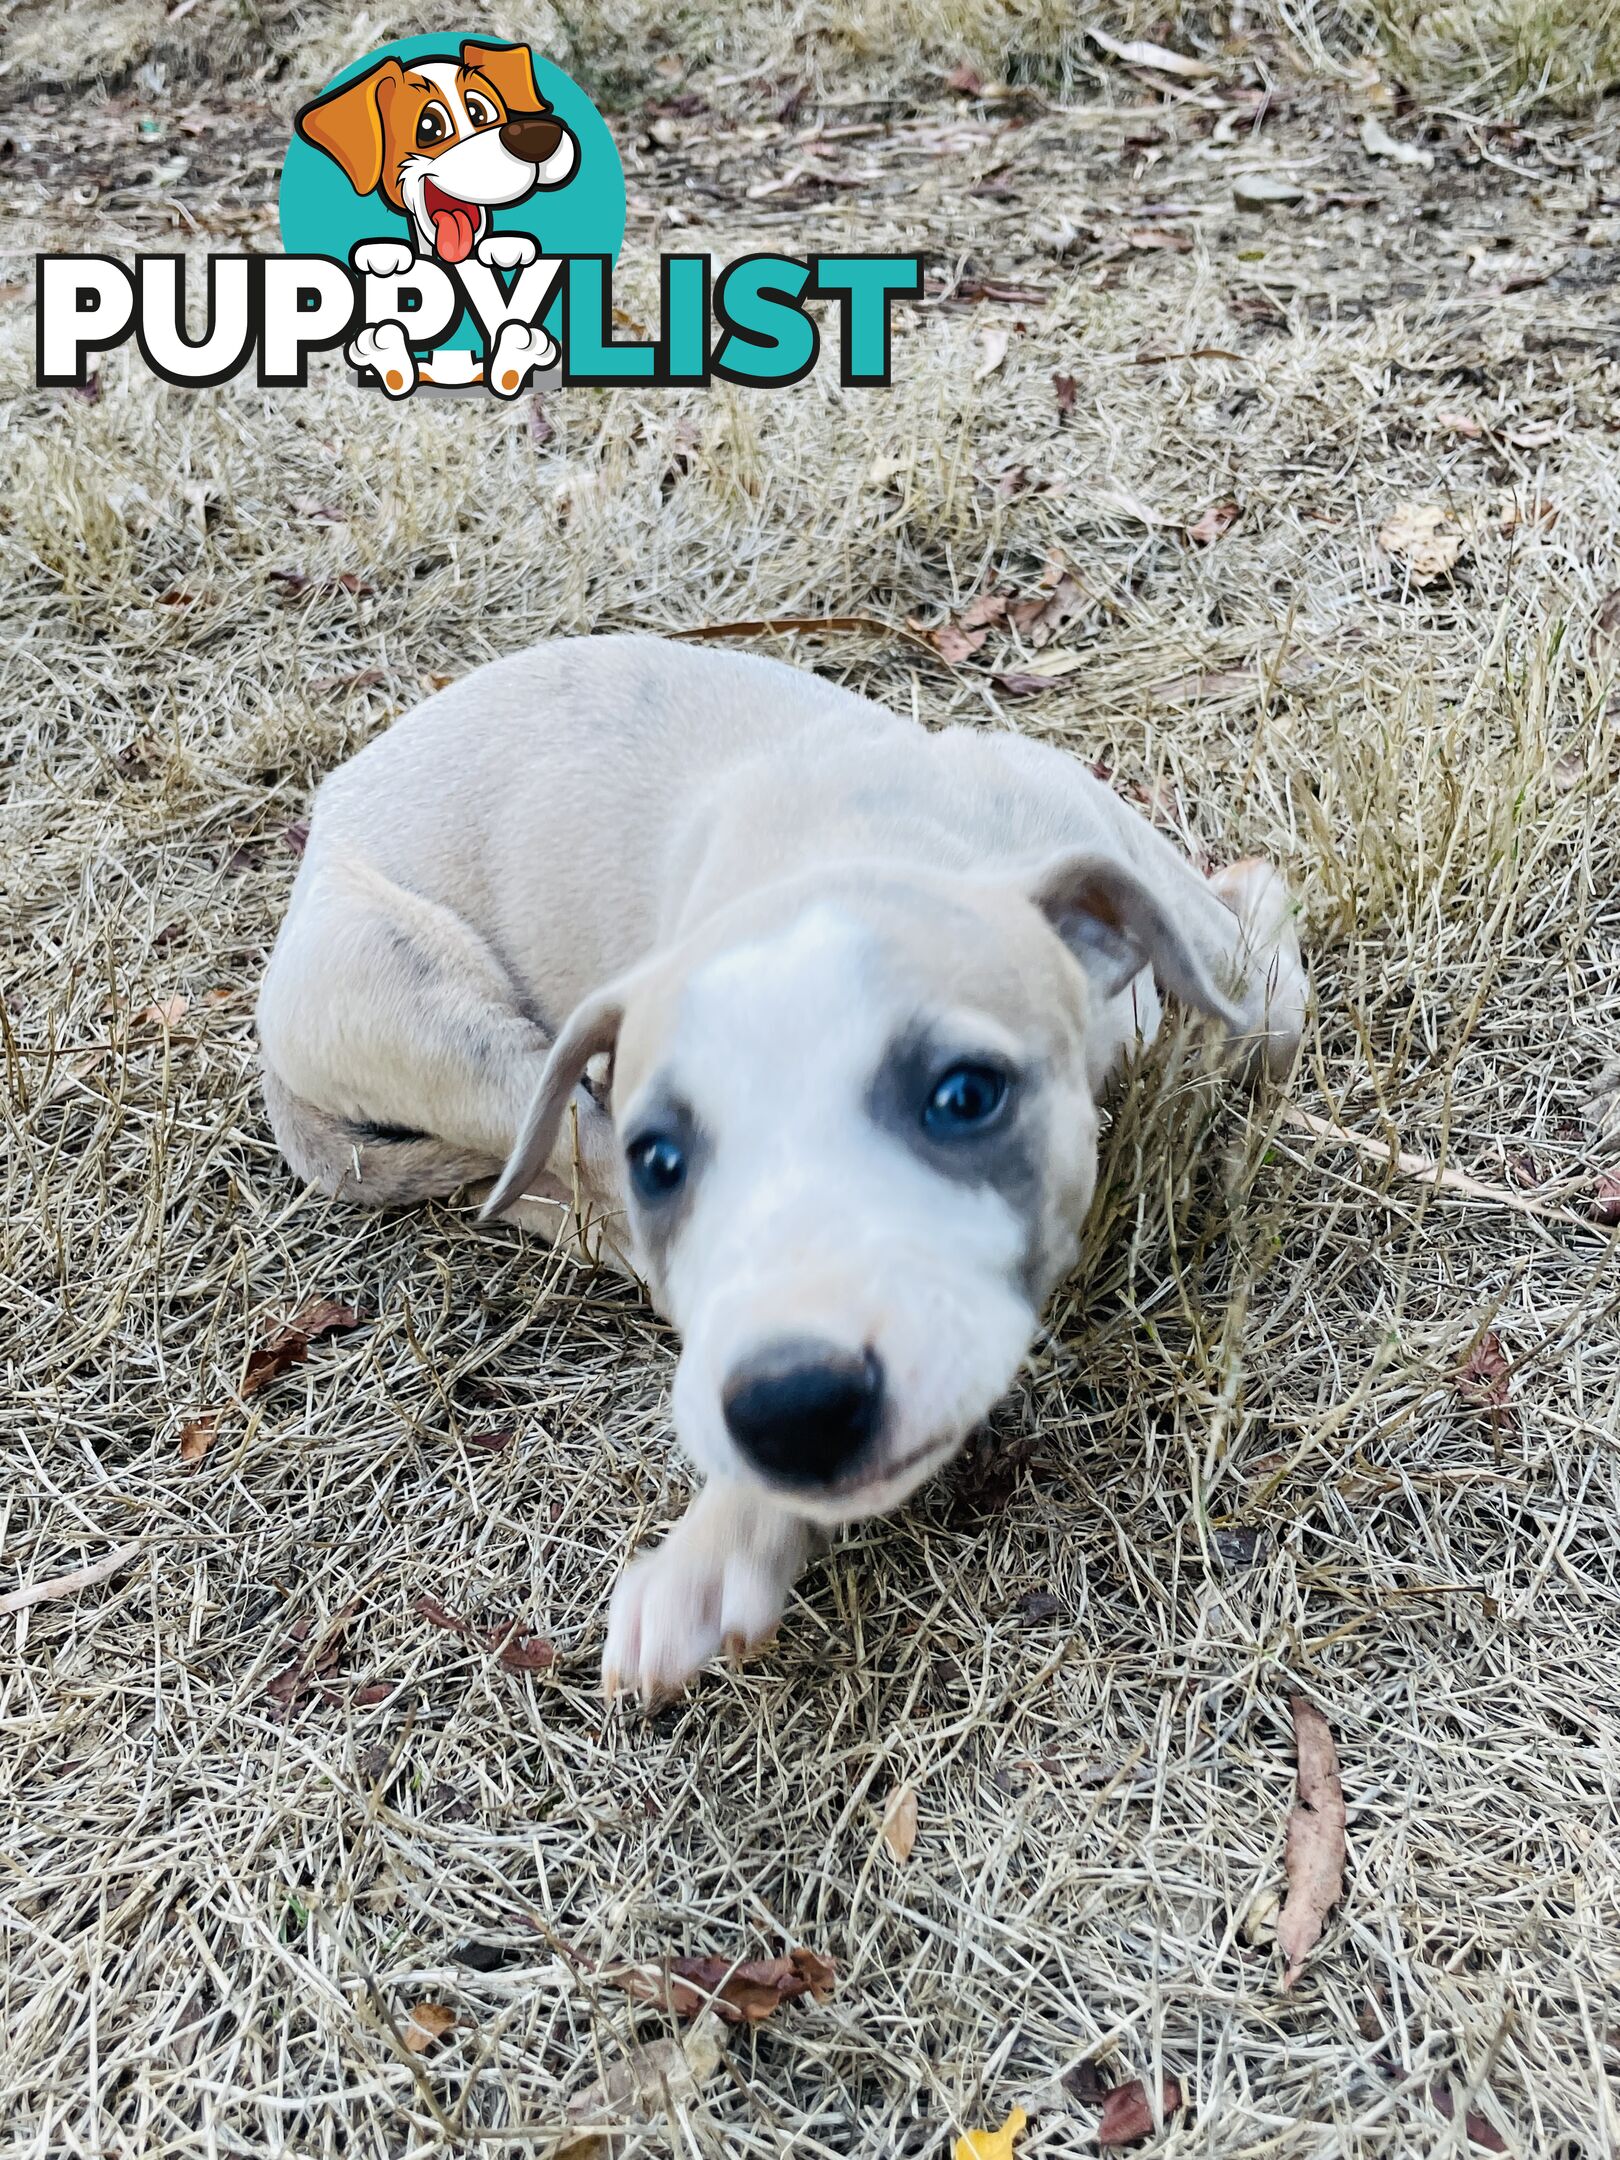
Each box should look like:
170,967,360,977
295,40,577,263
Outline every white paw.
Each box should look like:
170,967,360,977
476,231,538,271
485,320,556,397
352,240,417,279
601,1491,806,1703
1210,858,1308,1078
346,323,416,398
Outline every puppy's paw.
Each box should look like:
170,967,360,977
486,320,556,397
476,231,539,271
352,240,417,279
1210,858,1308,1079
346,323,416,398
601,1491,806,1704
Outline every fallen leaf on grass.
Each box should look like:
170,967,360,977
1186,498,1241,546
1088,28,1217,78
401,2002,455,2053
1588,1170,1620,1226
1429,2086,1509,2150
135,995,190,1028
1008,573,1089,647
1098,2076,1186,2147
558,2011,723,2157
954,2106,1027,2160
974,326,1010,381
1359,114,1434,170
1436,409,1484,439
1456,1331,1516,1436
880,1783,918,1862
599,1947,835,2025
268,567,376,600
242,1295,365,1395
265,1600,358,1714
1495,489,1556,533
178,1413,218,1464
944,61,986,95
1121,224,1193,253
1052,370,1077,413
1378,502,1463,585
416,1594,555,1673
1277,1695,1347,1988
923,621,990,663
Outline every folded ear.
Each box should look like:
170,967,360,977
460,39,546,114
481,984,625,1222
295,59,403,196
1028,848,1243,1028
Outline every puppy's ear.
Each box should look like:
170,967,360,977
460,39,547,113
295,59,403,196
481,984,625,1222
1028,849,1242,1027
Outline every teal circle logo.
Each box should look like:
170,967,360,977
279,35,624,366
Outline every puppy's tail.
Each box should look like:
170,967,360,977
260,1063,495,1209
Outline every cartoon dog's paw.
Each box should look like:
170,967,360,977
1210,858,1308,1079
601,1489,806,1704
351,240,416,279
346,323,416,399
476,231,539,271
486,320,556,397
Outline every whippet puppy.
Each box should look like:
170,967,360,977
257,635,1306,1698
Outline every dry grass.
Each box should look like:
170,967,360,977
4,10,1620,2157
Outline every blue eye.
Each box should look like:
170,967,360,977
923,1062,1010,1134
627,1132,686,1200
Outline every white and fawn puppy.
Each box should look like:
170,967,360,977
257,636,1306,1699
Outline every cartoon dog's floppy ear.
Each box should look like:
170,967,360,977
460,39,547,114
295,58,405,196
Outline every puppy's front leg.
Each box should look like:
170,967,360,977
602,1483,812,1703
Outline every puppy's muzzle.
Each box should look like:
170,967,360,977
500,112,566,163
722,1337,884,1490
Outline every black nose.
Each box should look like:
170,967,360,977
500,112,566,163
722,1338,884,1488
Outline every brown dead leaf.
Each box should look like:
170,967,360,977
242,1295,365,1395
1589,1170,1620,1226
1053,370,1077,414
1008,574,1089,647
268,567,376,600
600,1947,835,2025
401,2002,455,2053
1456,1330,1516,1436
1495,489,1556,533
1378,502,1463,585
1098,2076,1186,2147
134,995,189,1028
1186,498,1241,546
1122,225,1193,253
311,667,387,696
917,620,989,663
960,591,1010,630
992,670,1052,700
1429,2085,1509,2150
526,394,555,448
415,1593,555,1673
178,1413,219,1465
1277,1695,1347,1988
880,1783,918,1862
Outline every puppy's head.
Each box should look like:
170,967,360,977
295,41,577,261
487,856,1237,1523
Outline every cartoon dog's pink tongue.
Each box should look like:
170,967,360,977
424,179,479,263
